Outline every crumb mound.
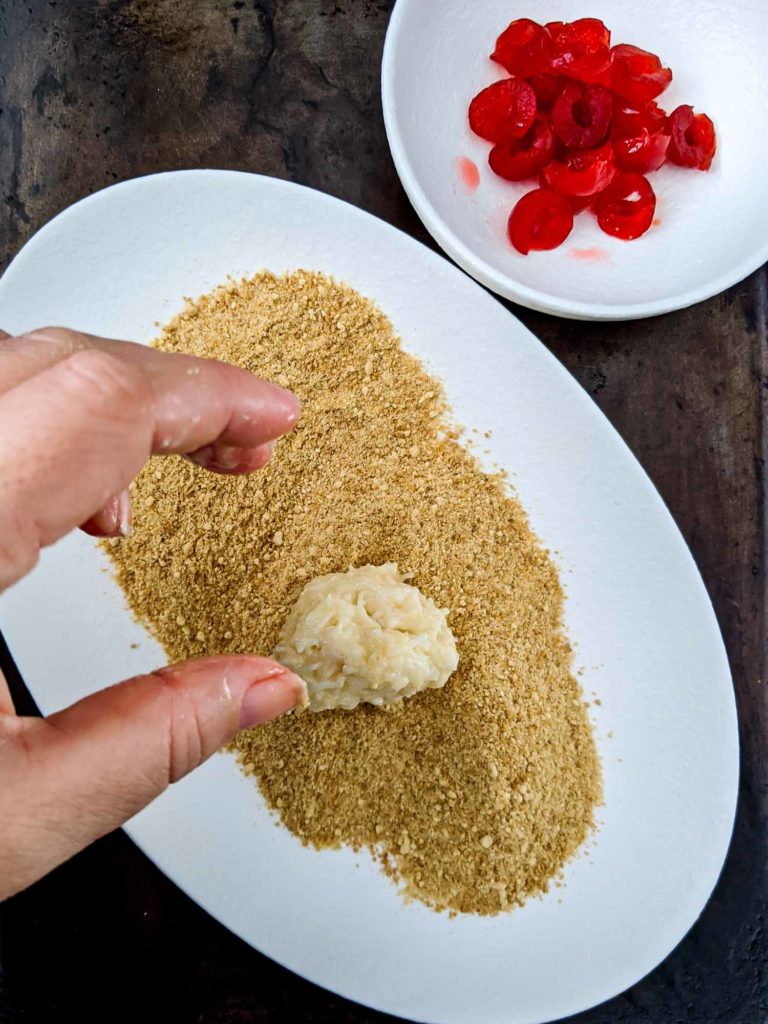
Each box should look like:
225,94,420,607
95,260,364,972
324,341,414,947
106,270,602,916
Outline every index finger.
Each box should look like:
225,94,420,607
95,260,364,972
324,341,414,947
0,340,300,592
0,327,300,451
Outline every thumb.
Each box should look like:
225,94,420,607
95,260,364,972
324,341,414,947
0,656,306,900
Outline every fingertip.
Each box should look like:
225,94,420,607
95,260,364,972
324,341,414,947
156,654,307,716
249,380,300,440
79,490,132,538
267,382,302,427
155,654,307,742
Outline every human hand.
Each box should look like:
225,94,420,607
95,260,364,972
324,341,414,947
0,327,307,900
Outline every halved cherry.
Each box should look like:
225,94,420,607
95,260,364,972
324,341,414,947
668,105,717,170
489,120,556,180
538,172,593,212
542,141,616,197
530,73,564,112
491,19,553,77
611,44,672,104
551,82,612,150
594,172,656,239
612,100,668,139
469,78,538,143
614,127,670,173
548,19,612,84
508,188,574,254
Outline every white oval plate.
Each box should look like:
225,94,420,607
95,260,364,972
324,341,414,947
0,171,737,1024
382,0,768,320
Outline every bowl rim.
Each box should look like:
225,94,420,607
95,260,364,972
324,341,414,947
380,0,768,321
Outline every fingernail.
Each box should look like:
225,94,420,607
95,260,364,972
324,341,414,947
99,494,121,534
185,443,216,469
97,493,129,537
117,489,132,536
205,444,242,470
240,441,274,470
186,441,274,474
239,669,307,728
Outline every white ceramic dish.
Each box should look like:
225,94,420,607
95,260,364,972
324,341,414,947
0,171,738,1024
382,0,768,320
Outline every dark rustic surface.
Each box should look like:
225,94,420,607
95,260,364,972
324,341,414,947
0,1,765,1022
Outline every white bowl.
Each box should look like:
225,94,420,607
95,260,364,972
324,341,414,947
382,0,768,320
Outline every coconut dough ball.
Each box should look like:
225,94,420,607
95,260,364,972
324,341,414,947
273,563,459,712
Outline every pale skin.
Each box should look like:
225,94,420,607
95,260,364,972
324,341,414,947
0,327,308,900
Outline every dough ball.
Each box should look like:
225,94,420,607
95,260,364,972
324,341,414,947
273,563,459,712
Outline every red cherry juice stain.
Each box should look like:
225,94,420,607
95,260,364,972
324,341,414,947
653,218,662,227
568,246,610,263
455,156,480,193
